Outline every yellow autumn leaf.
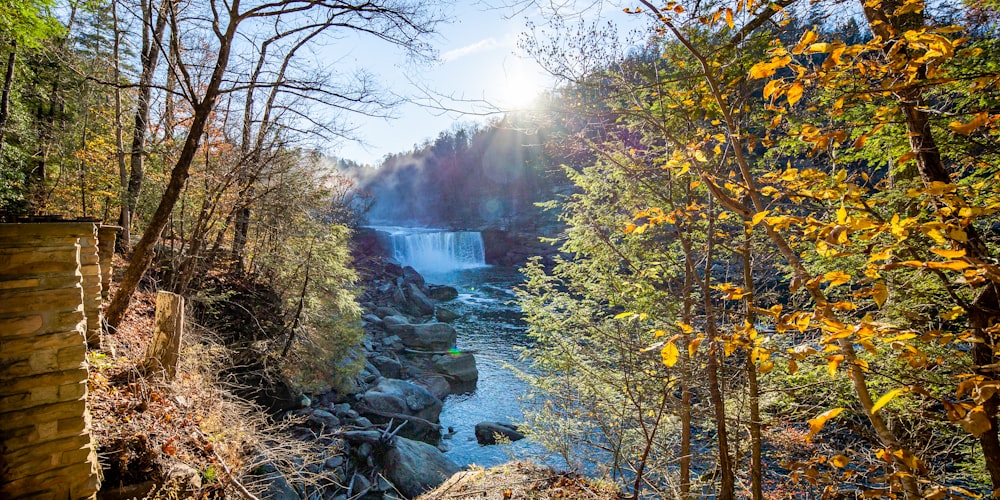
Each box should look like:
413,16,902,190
822,271,852,288
694,150,708,162
948,111,989,135
806,42,831,54
614,311,634,319
806,407,844,441
751,210,770,226
763,79,781,99
689,336,703,357
792,30,818,54
788,359,798,375
941,306,965,320
748,55,791,79
725,8,734,28
871,388,906,414
873,281,888,308
930,248,966,258
661,342,680,367
831,455,851,468
837,204,848,224
786,82,804,105
927,260,970,271
653,329,667,338
676,321,694,334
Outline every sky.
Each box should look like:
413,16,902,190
328,2,621,166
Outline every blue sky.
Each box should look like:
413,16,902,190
328,3,567,166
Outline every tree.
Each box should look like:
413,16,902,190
105,0,443,328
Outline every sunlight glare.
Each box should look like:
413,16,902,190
499,59,547,110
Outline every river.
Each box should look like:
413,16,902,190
368,226,556,468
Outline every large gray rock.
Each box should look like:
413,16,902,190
375,306,401,318
382,437,460,498
371,355,402,379
401,266,425,287
362,379,442,423
427,285,459,302
432,352,478,390
412,375,451,401
406,283,435,316
474,421,525,445
382,315,415,337
435,307,460,322
399,323,457,352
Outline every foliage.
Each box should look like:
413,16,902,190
516,0,1000,498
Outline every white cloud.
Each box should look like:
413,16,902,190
441,38,500,62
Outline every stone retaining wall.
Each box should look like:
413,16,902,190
0,222,103,499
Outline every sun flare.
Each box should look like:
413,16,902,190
499,60,547,110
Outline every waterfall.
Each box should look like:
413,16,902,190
373,227,487,275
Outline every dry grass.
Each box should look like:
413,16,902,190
417,462,619,500
90,264,341,498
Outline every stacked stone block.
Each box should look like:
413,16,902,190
0,222,101,499
96,225,119,302
78,230,103,348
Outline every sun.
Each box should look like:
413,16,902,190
499,59,547,110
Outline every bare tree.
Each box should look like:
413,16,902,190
105,0,443,328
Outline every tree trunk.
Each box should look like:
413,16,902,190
143,290,184,379
123,0,171,245
701,195,735,500
112,1,130,252
0,43,15,162
742,232,763,500
105,3,239,329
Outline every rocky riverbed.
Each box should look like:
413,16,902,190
257,255,528,499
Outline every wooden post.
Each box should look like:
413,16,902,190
144,290,184,379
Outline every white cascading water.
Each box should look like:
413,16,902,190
375,227,487,275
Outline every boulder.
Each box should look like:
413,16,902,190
362,313,383,326
382,315,415,337
384,261,404,278
474,421,525,445
382,437,460,498
375,306,401,318
292,408,340,433
362,379,442,423
399,323,457,352
370,355,402,379
435,307,460,323
401,266,425,287
432,352,478,390
426,285,459,302
391,286,407,309
406,283,435,316
412,375,451,401
361,360,381,384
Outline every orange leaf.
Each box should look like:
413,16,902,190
930,248,966,258
807,407,844,441
949,112,990,135
786,82,804,105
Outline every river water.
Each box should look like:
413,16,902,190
367,226,557,467
419,265,556,468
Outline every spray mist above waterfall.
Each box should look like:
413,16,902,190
372,227,487,276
